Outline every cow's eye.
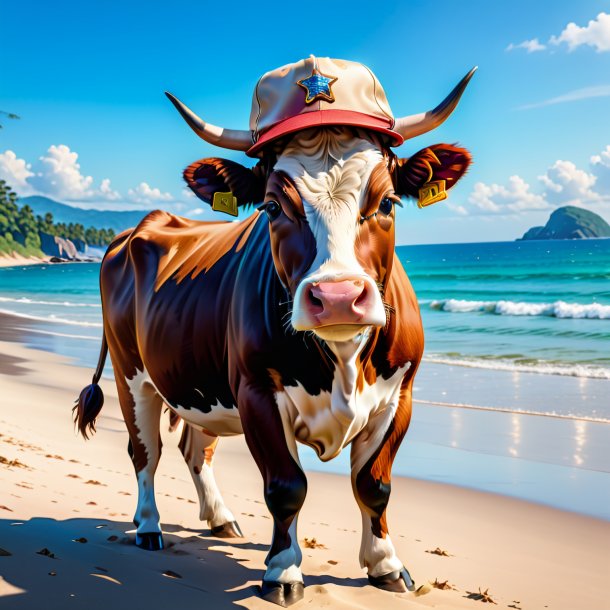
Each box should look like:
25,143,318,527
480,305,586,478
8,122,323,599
262,201,281,221
379,197,394,216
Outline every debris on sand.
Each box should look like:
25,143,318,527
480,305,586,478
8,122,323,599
0,505,13,512
303,537,326,549
432,578,457,590
426,547,451,556
36,548,58,559
464,588,498,604
0,456,29,469
327,560,338,565
415,583,432,596
85,480,106,486
91,573,122,585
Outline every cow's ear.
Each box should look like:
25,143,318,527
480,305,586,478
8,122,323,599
394,144,472,199
184,158,266,208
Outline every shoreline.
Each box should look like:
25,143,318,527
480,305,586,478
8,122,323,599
0,338,608,609
0,253,50,268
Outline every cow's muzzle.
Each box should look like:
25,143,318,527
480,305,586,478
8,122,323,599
292,276,386,341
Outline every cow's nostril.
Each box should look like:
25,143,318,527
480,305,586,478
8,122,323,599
307,287,324,313
354,283,368,307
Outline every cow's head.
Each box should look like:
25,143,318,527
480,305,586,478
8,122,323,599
168,59,474,342
180,130,470,342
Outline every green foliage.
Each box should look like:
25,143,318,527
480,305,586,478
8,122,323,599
0,179,117,259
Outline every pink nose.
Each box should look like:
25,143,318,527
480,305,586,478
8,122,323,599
305,280,371,325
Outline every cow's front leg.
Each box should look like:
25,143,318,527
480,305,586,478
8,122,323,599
350,382,415,593
239,382,306,607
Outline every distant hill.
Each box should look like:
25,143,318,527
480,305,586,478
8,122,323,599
22,196,151,234
519,206,610,241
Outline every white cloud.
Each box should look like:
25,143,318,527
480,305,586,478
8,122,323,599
538,160,600,205
465,145,610,216
0,144,190,211
517,85,610,110
28,144,96,200
550,12,610,53
0,150,34,193
99,178,120,201
468,175,548,214
510,12,610,55
591,145,610,192
506,38,546,53
127,182,174,205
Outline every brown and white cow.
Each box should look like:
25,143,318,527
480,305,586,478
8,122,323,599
75,58,473,606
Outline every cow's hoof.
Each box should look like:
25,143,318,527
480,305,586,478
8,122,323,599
135,532,164,551
211,520,244,538
368,566,415,592
261,580,304,607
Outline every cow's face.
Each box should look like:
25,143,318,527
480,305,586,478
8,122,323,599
184,127,471,343
265,129,393,342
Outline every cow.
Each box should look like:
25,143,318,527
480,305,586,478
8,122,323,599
75,56,474,606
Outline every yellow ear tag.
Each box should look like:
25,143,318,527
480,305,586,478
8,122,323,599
212,191,238,217
418,180,447,208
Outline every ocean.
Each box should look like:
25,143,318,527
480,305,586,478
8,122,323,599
2,238,609,386
1,238,609,517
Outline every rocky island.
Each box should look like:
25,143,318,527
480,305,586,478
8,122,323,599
519,205,610,240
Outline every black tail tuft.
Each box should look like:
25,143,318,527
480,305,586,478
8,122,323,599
73,383,104,439
74,333,108,440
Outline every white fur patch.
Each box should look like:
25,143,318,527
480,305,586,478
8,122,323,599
274,128,387,330
264,518,303,583
179,424,235,527
125,369,163,533
360,514,403,577
276,334,409,461
170,402,243,436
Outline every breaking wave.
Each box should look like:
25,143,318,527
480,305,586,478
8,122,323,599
423,354,610,380
0,296,100,308
428,299,610,319
0,309,103,328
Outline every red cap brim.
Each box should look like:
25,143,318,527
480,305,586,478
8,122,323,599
247,109,404,157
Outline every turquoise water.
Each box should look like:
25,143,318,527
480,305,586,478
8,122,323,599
1,239,610,401
400,239,610,379
1,238,609,380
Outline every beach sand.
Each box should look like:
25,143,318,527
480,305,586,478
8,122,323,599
0,255,49,269
0,338,609,609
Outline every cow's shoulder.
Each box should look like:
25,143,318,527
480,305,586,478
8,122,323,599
107,210,262,291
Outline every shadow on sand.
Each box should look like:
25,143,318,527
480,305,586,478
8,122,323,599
0,516,364,609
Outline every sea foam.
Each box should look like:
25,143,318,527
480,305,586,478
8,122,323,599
429,299,610,319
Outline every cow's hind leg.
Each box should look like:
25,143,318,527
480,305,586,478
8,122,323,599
121,370,165,551
178,423,243,538
239,383,306,607
350,382,415,593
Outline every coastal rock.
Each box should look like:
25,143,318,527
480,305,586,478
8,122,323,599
518,206,610,241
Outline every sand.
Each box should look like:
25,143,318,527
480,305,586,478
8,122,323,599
0,340,609,610
0,254,49,268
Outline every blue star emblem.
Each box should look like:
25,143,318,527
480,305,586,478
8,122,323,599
297,68,337,104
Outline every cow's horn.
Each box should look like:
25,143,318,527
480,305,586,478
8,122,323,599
393,67,477,141
165,92,252,151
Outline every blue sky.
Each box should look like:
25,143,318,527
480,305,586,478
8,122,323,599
2,0,610,244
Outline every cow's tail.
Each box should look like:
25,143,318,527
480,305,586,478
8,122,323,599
73,332,108,439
